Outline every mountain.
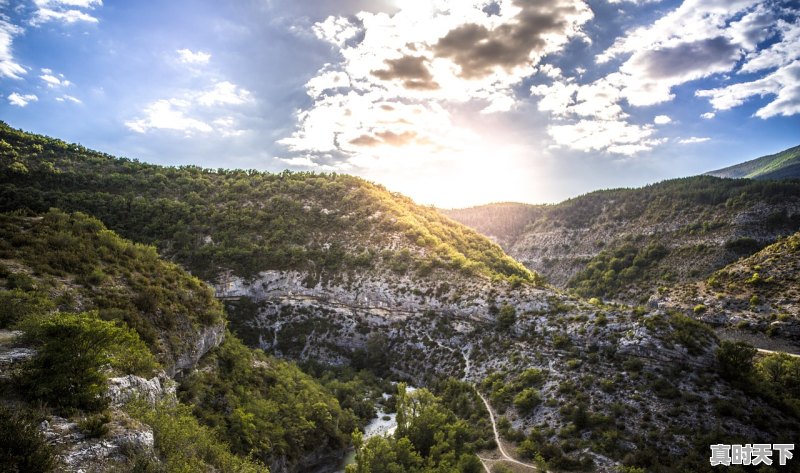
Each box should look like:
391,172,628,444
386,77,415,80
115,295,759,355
1,122,800,472
443,202,544,248
655,230,800,353
0,210,360,472
446,176,800,306
706,144,800,180
0,122,532,287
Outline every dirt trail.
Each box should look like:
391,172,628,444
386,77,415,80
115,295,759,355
476,391,539,471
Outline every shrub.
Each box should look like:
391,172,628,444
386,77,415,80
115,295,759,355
497,305,516,330
78,411,111,438
0,406,56,472
513,388,542,413
716,340,756,381
20,311,158,412
693,304,706,314
0,289,54,329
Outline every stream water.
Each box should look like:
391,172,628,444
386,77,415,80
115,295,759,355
335,387,415,471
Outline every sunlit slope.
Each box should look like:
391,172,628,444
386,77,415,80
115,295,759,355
707,144,800,180
0,122,535,285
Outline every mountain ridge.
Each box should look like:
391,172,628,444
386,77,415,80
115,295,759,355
706,144,800,180
1,123,799,472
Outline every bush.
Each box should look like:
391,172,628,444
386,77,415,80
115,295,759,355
693,304,706,314
716,340,756,381
513,388,542,413
20,311,158,412
78,411,111,438
0,289,54,329
0,406,56,472
127,400,266,472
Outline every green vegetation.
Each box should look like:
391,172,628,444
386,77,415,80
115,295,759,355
707,144,800,179
496,304,517,330
127,399,267,473
569,242,668,299
0,207,361,470
178,336,357,465
442,202,543,247
347,383,485,473
0,210,223,367
0,405,56,473
0,122,537,285
20,311,157,412
481,368,548,413
716,341,800,422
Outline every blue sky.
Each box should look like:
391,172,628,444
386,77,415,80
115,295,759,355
1,0,798,207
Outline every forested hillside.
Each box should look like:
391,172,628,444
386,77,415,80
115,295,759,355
443,202,544,248
0,122,534,286
0,210,364,471
1,124,799,473
449,175,800,303
657,230,800,352
707,144,800,180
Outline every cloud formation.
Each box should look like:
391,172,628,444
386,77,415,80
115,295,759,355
530,0,799,155
0,19,24,79
32,0,103,25
177,48,211,65
282,0,593,171
433,0,591,79
126,81,252,135
40,68,72,87
696,16,800,119
8,92,38,107
679,137,710,144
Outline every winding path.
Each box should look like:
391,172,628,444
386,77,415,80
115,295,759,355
476,390,540,471
757,348,800,358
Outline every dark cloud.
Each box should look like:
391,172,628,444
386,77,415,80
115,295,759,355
433,0,584,79
349,130,419,147
627,37,740,80
371,55,439,90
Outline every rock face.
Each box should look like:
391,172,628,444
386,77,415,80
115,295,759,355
218,265,800,469
40,415,156,472
657,231,800,353
106,375,176,407
446,178,800,303
169,321,226,377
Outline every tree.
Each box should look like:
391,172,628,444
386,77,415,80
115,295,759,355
0,406,55,472
21,311,157,411
715,340,756,382
497,305,516,330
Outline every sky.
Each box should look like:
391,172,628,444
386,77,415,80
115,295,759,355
1,0,799,208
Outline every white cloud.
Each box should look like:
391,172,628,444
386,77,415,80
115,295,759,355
126,99,213,134
679,136,710,144
696,60,800,119
701,112,715,119
528,0,799,155
284,0,594,170
40,69,71,87
547,118,664,155
653,115,671,124
177,48,211,65
694,16,800,119
32,0,102,25
194,81,251,106
56,94,81,104
0,19,24,79
8,92,38,107
305,69,351,97
126,81,253,135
